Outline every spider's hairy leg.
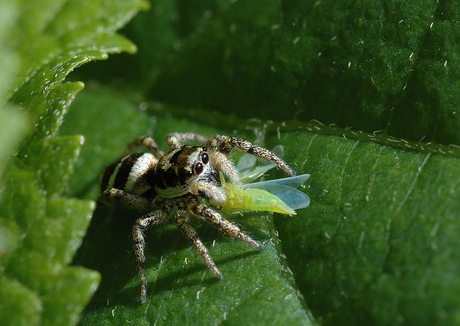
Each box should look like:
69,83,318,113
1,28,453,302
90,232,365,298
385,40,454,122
165,132,209,150
98,188,153,210
189,198,263,251
175,201,223,279
126,135,164,158
133,202,173,304
207,135,296,179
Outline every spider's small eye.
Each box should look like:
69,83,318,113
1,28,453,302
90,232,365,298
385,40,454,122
163,168,178,187
178,168,193,181
202,153,209,164
195,162,203,174
166,168,176,178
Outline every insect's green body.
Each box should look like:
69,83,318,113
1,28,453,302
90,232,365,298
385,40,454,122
221,177,296,215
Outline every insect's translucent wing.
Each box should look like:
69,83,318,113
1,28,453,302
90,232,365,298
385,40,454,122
263,185,310,210
240,164,276,184
245,174,310,210
236,153,257,173
237,145,285,183
236,145,285,170
245,174,310,188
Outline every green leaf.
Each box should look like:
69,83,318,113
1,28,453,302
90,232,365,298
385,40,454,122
62,90,312,325
47,0,460,325
0,0,148,325
272,132,460,325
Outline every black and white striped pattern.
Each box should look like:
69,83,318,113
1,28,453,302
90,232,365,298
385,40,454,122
101,152,158,199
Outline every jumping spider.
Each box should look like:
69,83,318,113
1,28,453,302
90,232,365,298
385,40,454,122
98,132,295,303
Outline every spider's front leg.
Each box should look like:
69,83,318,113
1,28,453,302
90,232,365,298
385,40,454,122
98,188,153,210
174,200,223,279
133,201,173,304
126,135,164,158
189,197,263,251
165,132,209,150
206,135,295,183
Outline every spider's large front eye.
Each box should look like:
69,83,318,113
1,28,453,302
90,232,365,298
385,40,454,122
195,162,203,174
202,153,209,164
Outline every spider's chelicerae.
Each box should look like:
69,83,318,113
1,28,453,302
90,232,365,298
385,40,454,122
98,132,295,303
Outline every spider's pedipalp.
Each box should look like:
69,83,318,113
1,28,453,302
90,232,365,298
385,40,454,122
190,181,227,205
209,151,240,184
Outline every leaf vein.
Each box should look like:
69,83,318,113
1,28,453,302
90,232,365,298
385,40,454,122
337,141,359,201
396,153,431,214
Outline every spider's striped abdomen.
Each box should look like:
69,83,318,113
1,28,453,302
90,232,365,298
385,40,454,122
101,152,158,199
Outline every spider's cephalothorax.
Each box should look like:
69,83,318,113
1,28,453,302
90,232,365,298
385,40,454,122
98,132,295,303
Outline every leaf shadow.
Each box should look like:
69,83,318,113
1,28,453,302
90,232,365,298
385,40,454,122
74,203,264,310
